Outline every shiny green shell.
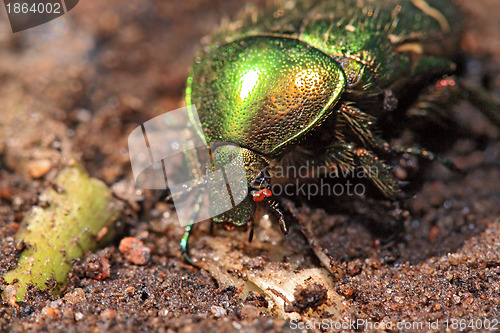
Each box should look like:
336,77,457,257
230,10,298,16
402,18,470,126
186,0,461,156
187,36,345,155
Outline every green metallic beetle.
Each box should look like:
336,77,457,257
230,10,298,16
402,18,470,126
180,0,500,261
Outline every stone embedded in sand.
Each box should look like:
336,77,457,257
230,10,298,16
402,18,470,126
27,159,52,179
119,237,151,265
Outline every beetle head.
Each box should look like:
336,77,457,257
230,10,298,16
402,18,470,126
209,145,269,227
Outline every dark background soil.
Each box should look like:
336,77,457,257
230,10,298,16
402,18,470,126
1,0,499,332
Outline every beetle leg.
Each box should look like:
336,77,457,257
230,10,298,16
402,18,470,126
179,192,204,264
249,171,288,234
461,80,500,128
248,169,288,234
263,198,288,234
159,186,194,263
290,141,398,198
248,219,254,242
337,104,387,152
305,142,358,179
406,76,463,128
335,101,463,195
180,224,193,264
391,145,461,173
408,76,500,129
353,147,400,199
209,219,215,235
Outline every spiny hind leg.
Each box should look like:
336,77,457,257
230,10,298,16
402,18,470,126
338,101,460,175
337,104,390,153
284,102,399,199
401,75,500,171
391,145,461,173
301,141,399,199
462,80,500,128
351,147,399,199
334,105,399,198
408,76,500,128
407,77,463,128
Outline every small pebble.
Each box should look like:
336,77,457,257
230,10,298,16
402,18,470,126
125,286,135,295
74,312,85,321
210,305,227,318
62,308,74,319
83,254,111,280
41,306,60,317
28,159,52,178
119,237,151,265
76,109,92,122
0,186,11,200
240,304,260,319
100,308,117,320
63,288,86,304
2,285,18,308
